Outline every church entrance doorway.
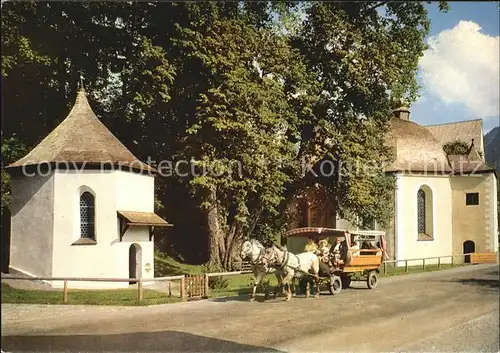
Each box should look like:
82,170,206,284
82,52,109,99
129,243,142,284
463,240,475,264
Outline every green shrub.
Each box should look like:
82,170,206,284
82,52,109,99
209,276,228,289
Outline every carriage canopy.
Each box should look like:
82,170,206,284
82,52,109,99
283,227,387,255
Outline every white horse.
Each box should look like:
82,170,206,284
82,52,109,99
263,244,320,301
240,239,285,301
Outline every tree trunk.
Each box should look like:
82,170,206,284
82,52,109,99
227,235,243,270
223,223,243,270
223,221,237,270
205,187,225,270
247,209,262,238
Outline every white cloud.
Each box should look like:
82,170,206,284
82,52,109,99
419,20,499,118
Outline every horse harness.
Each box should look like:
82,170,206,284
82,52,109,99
254,246,267,266
276,250,315,278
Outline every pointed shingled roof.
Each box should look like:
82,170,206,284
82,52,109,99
385,118,452,173
446,139,495,174
426,119,484,161
7,88,154,172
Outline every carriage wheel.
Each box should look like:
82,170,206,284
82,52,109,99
341,274,351,289
329,275,342,295
367,271,378,289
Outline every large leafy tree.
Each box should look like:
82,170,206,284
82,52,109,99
1,1,448,269
283,2,448,227
168,18,316,268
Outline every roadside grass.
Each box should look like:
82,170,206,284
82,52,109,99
209,274,280,298
381,263,462,277
1,283,182,306
154,253,205,276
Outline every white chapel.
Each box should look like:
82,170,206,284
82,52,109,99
289,107,498,265
6,87,171,289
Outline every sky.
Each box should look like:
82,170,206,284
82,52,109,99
411,2,500,133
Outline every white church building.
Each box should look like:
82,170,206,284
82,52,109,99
289,107,498,266
6,87,171,289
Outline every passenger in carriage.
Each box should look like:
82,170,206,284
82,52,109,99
350,236,361,257
304,237,318,253
317,239,330,259
316,239,332,276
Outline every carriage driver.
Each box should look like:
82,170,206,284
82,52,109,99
330,237,342,264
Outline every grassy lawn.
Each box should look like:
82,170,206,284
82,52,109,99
209,273,306,298
154,253,205,276
381,263,462,277
1,283,183,306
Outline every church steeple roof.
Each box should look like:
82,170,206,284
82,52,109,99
7,87,153,173
466,139,482,161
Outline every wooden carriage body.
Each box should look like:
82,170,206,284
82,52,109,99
283,227,387,274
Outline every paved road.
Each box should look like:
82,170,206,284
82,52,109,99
2,264,499,352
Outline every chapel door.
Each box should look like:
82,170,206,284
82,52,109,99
129,243,142,284
463,240,475,264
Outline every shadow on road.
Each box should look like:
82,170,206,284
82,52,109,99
209,294,251,303
210,293,326,303
485,269,500,277
447,275,500,292
455,278,500,290
210,294,289,303
1,330,285,352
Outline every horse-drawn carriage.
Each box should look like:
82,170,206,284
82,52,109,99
283,227,388,295
240,227,387,301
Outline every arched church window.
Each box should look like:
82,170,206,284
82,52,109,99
417,189,426,234
80,192,95,240
417,186,434,241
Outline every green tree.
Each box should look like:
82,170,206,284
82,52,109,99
1,1,449,270
166,17,312,269
283,2,448,228
1,136,27,217
443,139,470,155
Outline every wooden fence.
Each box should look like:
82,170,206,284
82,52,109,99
186,274,207,299
470,252,498,264
381,252,498,275
0,275,185,303
2,251,497,302
241,261,253,272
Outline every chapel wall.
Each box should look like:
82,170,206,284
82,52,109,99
10,173,55,278
394,174,453,266
51,170,123,288
450,173,497,263
50,169,156,288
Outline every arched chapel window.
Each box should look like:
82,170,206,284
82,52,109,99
417,189,426,234
417,186,433,241
80,192,95,240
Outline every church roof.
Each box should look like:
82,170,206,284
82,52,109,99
117,211,173,227
385,117,452,173
7,88,154,172
447,139,496,174
426,119,484,160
